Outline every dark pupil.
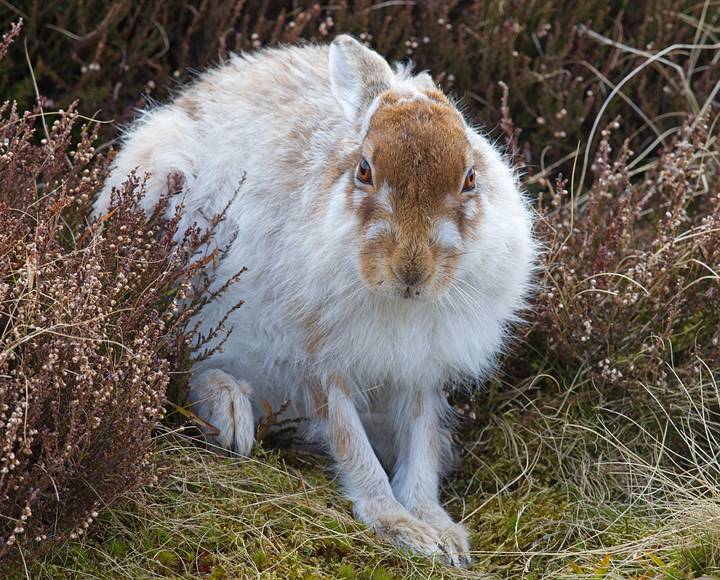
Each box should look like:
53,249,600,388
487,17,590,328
359,160,371,181
468,169,474,182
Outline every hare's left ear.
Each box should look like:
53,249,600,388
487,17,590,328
329,35,393,123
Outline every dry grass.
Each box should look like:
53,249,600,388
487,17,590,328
27,438,490,580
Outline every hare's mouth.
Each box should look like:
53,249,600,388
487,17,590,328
393,283,448,302
391,273,450,302
402,286,420,300
362,271,453,303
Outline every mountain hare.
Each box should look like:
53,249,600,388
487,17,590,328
94,35,536,567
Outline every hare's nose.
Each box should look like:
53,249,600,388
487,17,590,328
393,264,430,289
390,246,433,290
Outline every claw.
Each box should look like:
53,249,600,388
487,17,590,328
459,553,473,569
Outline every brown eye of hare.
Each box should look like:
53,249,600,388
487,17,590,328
462,168,476,192
357,159,373,184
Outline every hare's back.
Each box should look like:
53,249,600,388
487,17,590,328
187,45,340,145
96,43,346,230
175,45,346,211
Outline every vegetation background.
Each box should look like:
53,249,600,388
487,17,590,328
1,0,719,578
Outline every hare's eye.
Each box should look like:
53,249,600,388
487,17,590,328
462,168,476,192
357,159,373,184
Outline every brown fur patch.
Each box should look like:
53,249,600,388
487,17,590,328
309,380,329,420
413,390,425,419
325,141,354,193
369,92,470,231
176,95,200,119
289,302,329,360
422,88,451,105
351,90,478,298
329,373,355,460
303,310,327,357
332,423,354,462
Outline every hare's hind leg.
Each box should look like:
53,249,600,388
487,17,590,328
94,106,200,217
187,369,255,456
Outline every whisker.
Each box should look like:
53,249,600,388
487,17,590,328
439,290,460,316
452,279,490,318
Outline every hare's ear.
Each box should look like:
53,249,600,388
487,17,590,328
329,35,393,123
413,72,437,92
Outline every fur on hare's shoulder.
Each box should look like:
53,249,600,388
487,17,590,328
94,34,537,568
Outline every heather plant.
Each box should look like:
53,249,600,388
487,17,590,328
501,54,720,487
530,116,719,399
0,24,235,568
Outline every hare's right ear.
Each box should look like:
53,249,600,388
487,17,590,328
329,35,393,123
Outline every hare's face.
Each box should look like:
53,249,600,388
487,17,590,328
351,90,481,301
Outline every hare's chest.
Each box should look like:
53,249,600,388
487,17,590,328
320,305,451,390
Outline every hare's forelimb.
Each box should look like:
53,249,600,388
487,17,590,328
321,379,469,567
390,389,472,568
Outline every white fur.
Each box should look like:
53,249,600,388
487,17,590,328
94,35,537,568
375,182,394,213
187,370,254,456
365,221,392,241
433,218,462,249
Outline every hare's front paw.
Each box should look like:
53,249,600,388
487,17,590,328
436,522,471,568
411,506,472,568
187,369,254,456
366,509,444,559
361,507,467,567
